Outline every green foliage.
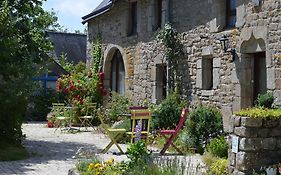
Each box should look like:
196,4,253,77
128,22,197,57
156,23,184,92
76,157,99,174
153,92,187,129
57,53,86,74
0,0,59,145
103,92,132,123
127,141,148,166
91,36,102,74
26,88,64,121
185,106,223,150
206,136,228,158
235,107,281,119
209,159,229,175
255,91,274,109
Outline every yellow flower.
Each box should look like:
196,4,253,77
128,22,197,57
94,163,102,169
88,163,95,171
95,172,101,175
107,158,114,164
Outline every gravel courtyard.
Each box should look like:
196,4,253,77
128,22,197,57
0,122,128,175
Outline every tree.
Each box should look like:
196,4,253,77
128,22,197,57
0,0,58,145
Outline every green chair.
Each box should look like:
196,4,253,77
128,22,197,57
97,112,126,154
78,103,97,131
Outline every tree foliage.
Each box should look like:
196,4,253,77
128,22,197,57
0,0,58,145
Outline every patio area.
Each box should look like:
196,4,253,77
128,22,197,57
0,122,204,175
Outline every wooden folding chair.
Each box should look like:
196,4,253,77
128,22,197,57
78,103,97,131
97,114,126,154
157,108,188,155
126,109,151,145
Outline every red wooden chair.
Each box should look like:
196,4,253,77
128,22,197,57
157,108,188,155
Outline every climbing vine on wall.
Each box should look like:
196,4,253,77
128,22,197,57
156,23,184,93
91,35,102,74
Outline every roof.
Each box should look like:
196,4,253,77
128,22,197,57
45,31,87,64
82,0,114,24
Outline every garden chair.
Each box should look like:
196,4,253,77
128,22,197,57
157,108,188,155
126,109,152,145
52,103,73,132
97,114,126,154
78,103,97,131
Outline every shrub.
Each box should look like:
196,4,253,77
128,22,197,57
206,136,228,158
103,92,132,124
127,140,148,166
185,106,223,150
26,88,64,121
209,158,229,175
255,91,274,109
153,92,188,129
235,107,281,119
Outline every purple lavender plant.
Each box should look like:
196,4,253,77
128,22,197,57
134,120,142,142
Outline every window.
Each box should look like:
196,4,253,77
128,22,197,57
110,50,125,95
226,0,237,28
128,2,137,36
202,58,213,90
153,0,162,30
156,64,167,102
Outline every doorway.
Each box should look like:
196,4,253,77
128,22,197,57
252,52,267,105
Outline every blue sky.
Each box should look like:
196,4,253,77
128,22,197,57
43,0,103,32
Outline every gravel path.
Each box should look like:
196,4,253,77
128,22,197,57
0,122,128,175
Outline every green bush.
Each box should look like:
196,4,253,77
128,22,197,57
103,92,132,124
153,92,188,129
255,91,274,109
185,106,223,150
235,107,281,119
26,88,64,121
209,158,229,175
127,141,148,166
206,136,228,158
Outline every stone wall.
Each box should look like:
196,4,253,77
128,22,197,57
228,115,281,174
86,0,281,125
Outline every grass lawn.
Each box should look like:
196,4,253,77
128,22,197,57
0,144,29,161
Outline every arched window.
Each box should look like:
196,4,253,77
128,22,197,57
110,50,125,95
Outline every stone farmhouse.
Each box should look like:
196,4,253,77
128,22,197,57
82,0,281,124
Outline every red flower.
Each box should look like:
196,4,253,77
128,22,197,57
76,95,80,100
70,84,75,91
99,71,105,81
64,88,69,94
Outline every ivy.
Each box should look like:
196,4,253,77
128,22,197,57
156,23,184,92
91,35,102,74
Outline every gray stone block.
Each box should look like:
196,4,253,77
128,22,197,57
239,138,262,151
261,138,276,150
257,128,270,137
234,127,257,137
236,152,256,171
241,117,262,127
234,116,241,127
263,119,279,128
270,128,281,137
277,138,281,149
